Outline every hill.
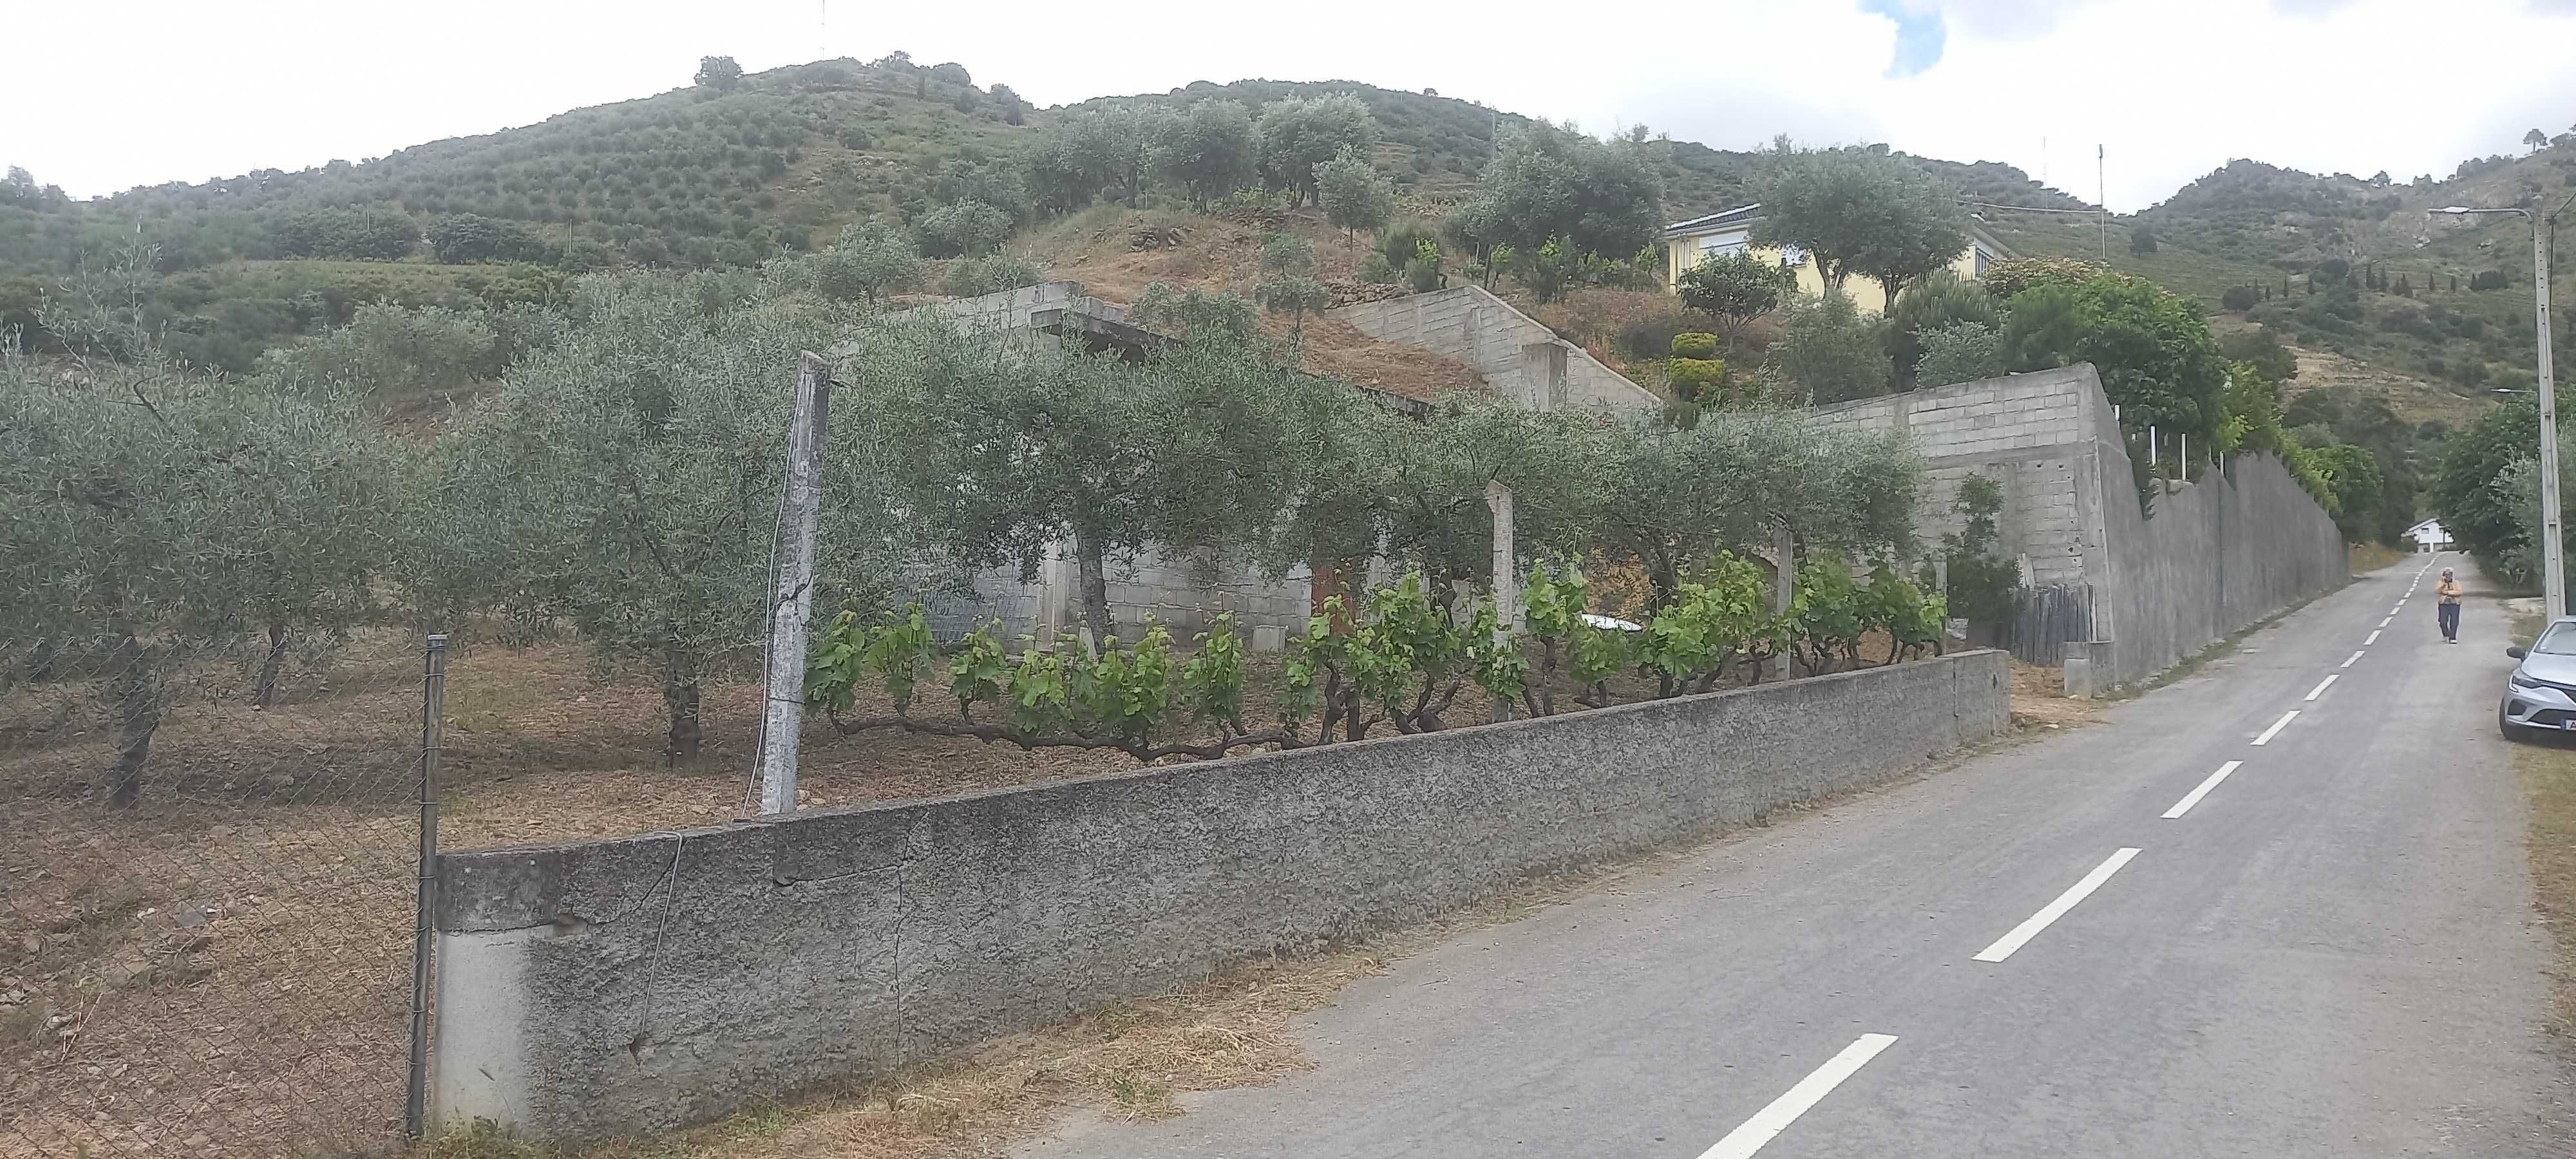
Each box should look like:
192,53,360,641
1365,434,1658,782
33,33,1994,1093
1068,79,2094,221
0,50,2557,426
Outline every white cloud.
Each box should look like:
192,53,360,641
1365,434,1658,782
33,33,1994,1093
8,0,2574,213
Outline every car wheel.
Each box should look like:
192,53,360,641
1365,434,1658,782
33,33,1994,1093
2501,702,2534,743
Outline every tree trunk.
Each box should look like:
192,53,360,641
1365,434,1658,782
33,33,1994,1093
1074,533,1113,650
252,623,289,707
663,645,703,764
104,634,157,809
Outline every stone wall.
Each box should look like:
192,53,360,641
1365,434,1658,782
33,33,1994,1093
1328,286,1662,413
430,650,2010,1140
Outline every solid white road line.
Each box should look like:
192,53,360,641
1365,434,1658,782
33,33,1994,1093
1696,1033,1900,1159
1973,849,2142,963
2251,709,2299,746
2304,674,2338,701
2163,760,2244,819
2342,650,2365,668
2365,629,2382,645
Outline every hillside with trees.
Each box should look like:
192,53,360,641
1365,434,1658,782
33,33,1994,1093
0,58,2099,372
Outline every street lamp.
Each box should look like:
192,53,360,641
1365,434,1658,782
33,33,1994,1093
2438,204,2561,617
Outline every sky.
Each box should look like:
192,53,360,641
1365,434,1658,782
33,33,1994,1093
12,0,2576,212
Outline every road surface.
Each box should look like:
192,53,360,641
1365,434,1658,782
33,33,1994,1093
1018,556,2573,1158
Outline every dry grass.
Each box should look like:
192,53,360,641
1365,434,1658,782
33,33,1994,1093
2282,343,2490,432
2506,611,2576,1051
1016,205,1483,403
2350,541,2409,574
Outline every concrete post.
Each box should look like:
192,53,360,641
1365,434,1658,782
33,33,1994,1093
1486,480,1516,721
1772,523,1795,679
755,353,835,816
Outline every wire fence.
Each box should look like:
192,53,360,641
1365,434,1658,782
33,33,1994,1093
0,612,1155,1157
1,627,446,1158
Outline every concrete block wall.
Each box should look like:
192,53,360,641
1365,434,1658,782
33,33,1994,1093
920,549,1311,646
2090,449,2348,685
1810,367,2110,589
430,650,2010,1140
1808,365,2344,684
1329,286,1662,413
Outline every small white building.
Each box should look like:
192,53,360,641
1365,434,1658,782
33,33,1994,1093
2405,518,2452,552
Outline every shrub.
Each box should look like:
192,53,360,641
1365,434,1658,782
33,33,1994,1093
1670,332,1718,359
2218,327,2298,382
914,200,1013,258
1379,220,1439,271
1358,252,1397,284
1399,238,1443,292
939,252,1041,297
1667,356,1725,400
2221,285,2259,312
1618,312,1716,362
2471,269,2509,291
1913,321,2005,389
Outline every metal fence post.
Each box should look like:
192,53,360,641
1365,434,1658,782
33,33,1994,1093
404,634,448,1138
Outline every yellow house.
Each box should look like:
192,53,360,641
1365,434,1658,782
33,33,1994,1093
1661,203,2014,315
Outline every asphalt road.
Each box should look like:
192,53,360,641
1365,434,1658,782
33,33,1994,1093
1018,555,2573,1158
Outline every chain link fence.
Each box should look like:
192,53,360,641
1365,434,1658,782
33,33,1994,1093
0,609,1155,1158
1,626,450,1158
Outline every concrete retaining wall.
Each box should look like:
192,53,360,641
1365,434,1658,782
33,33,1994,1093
1808,365,2346,684
2089,450,2349,685
430,650,2009,1140
1329,286,1662,413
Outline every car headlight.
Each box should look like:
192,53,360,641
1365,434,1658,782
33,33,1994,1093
2512,672,2543,690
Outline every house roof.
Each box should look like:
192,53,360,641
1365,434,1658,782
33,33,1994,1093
1662,203,2020,260
1662,203,1762,238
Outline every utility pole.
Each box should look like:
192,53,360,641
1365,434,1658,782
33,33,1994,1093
2539,207,2563,618
755,353,836,815
2439,202,2561,616
1486,480,1516,722
2098,144,2108,262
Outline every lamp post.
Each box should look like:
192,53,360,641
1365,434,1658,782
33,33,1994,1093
2438,203,2560,617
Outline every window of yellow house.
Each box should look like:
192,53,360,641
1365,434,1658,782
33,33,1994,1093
1696,230,1749,261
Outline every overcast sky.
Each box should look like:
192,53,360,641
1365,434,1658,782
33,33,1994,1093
14,0,2576,211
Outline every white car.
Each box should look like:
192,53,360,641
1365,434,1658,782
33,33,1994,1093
2499,617,2576,740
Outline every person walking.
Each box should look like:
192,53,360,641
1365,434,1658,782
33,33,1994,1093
2436,567,2463,643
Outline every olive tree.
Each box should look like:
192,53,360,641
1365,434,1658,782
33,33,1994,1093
0,348,400,806
1590,409,1919,610
1317,147,1396,246
1256,93,1376,207
427,270,864,760
1751,140,1965,299
1454,122,1662,265
811,220,925,304
1151,100,1259,209
857,317,1336,647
